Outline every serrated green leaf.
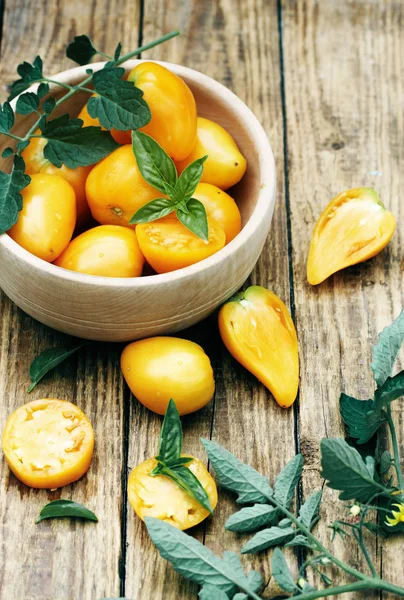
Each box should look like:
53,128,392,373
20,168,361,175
28,342,88,392
271,548,298,593
373,371,404,411
320,438,387,501
199,585,229,600
156,399,182,464
225,504,279,533
202,439,273,504
130,198,175,224
89,68,151,131
298,490,322,529
16,92,39,115
175,156,207,203
36,500,98,523
43,97,56,116
371,310,404,387
8,56,43,101
0,102,15,133
285,534,313,549
41,115,119,168
160,464,213,513
2,147,14,158
0,155,31,234
340,393,381,444
177,198,209,241
66,35,98,65
274,454,303,508
131,130,177,194
242,526,295,554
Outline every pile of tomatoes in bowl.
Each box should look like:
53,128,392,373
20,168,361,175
9,62,247,278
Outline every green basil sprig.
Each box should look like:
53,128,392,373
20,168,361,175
130,131,209,240
150,399,213,513
36,500,98,524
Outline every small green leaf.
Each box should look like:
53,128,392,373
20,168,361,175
221,552,263,594
202,438,273,504
2,147,14,158
373,371,404,411
364,522,387,538
89,68,151,131
246,571,264,593
41,115,119,168
233,595,248,600
285,534,314,549
0,156,31,234
43,97,56,116
130,198,175,224
156,399,182,465
174,156,207,203
160,465,213,513
278,518,293,528
199,586,229,600
241,526,295,554
225,504,279,532
66,35,98,65
271,548,298,593
177,198,208,241
36,500,98,523
28,342,88,392
17,140,30,154
16,92,39,115
340,393,381,444
379,450,392,475
164,457,193,468
320,438,387,501
37,83,49,99
274,454,303,508
8,56,44,101
365,455,376,478
298,490,322,529
0,102,15,133
114,42,122,62
131,130,177,194
371,309,404,387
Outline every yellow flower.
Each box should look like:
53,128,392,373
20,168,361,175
386,503,404,527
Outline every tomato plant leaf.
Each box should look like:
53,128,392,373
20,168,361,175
114,42,122,62
274,453,303,508
271,548,298,593
198,585,229,600
156,399,183,465
160,464,213,513
2,147,14,159
340,393,382,444
175,156,207,203
379,450,393,476
43,97,56,116
297,490,322,529
0,156,31,234
202,438,273,504
130,198,175,224
28,342,88,392
131,130,177,194
0,102,15,133
225,504,279,533
66,35,98,65
37,82,49,99
8,56,44,101
285,534,314,549
16,92,39,115
177,198,208,241
241,526,295,554
40,115,119,168
373,371,404,411
36,500,98,523
89,68,151,131
371,309,404,387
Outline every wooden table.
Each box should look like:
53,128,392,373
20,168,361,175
0,1,403,599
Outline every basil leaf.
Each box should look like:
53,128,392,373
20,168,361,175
285,534,314,549
274,453,303,508
241,526,295,554
156,399,182,464
132,130,177,194
66,35,98,65
0,156,31,234
41,115,119,168
202,438,273,504
160,464,213,513
297,490,322,529
340,393,381,444
28,342,88,392
89,68,151,131
0,102,15,133
130,198,175,224
36,500,98,523
225,504,279,533
175,156,207,203
177,198,208,241
8,56,43,101
271,548,298,593
320,438,387,501
371,309,404,387
199,586,229,600
2,147,14,158
16,92,39,115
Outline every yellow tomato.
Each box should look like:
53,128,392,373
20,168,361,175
8,173,76,262
22,136,92,228
175,117,247,190
121,336,215,415
77,101,130,145
85,145,161,228
193,182,241,243
127,62,197,160
128,455,217,530
2,399,94,489
54,225,144,277
136,216,226,273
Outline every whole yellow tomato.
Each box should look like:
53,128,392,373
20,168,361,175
54,225,144,277
128,455,218,530
85,145,160,227
8,173,76,262
127,62,197,160
22,136,92,228
121,336,215,415
193,182,241,243
175,117,247,190
136,216,226,273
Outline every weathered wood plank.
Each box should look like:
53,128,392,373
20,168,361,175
124,2,296,599
0,2,141,598
282,0,404,596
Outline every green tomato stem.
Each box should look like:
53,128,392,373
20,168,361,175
42,78,74,91
115,30,180,65
386,405,404,492
293,579,404,600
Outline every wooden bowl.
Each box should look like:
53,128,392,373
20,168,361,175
0,60,276,342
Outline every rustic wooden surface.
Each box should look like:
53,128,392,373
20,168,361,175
0,1,403,599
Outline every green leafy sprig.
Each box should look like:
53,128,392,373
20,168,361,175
27,340,89,392
36,499,98,523
0,30,179,234
130,130,209,240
